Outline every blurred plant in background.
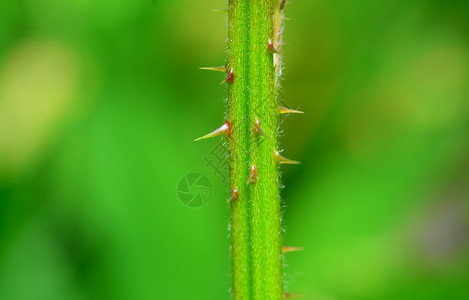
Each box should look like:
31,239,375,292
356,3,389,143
0,0,468,299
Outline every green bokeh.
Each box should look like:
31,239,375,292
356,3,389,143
0,0,468,299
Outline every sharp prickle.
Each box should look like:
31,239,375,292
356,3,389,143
195,121,230,141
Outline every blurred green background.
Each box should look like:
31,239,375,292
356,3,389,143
1,0,469,299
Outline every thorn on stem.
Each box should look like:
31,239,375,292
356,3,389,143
247,165,258,184
254,119,266,136
278,106,304,115
276,151,300,165
221,68,235,84
267,39,279,53
227,188,239,203
282,246,304,253
200,65,227,72
194,121,230,141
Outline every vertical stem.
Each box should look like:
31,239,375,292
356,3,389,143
248,0,282,299
228,0,282,299
228,1,251,299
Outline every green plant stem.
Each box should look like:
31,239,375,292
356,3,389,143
228,0,282,299
248,1,282,298
228,0,251,299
